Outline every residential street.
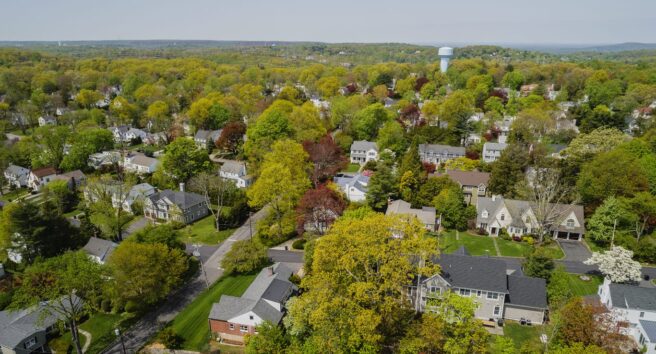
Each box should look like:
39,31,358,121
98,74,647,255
100,207,268,353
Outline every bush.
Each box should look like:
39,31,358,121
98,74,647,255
498,228,510,240
221,240,269,275
158,327,182,349
101,299,112,313
124,300,139,313
292,239,307,250
0,290,13,311
522,236,535,245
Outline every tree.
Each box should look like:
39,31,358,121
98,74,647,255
86,177,134,241
439,90,475,145
145,100,171,133
547,266,573,309
376,120,406,156
433,187,475,231
620,192,656,242
11,252,104,354
296,185,346,235
584,246,642,283
131,224,185,250
188,172,236,231
366,162,397,210
216,121,246,155
443,156,478,171
42,179,77,215
351,103,393,141
189,97,230,130
220,239,268,275
560,127,628,162
157,138,212,185
244,102,294,164
579,104,624,133
61,128,114,171
245,321,289,354
586,196,633,244
284,214,439,352
490,336,517,354
106,241,188,309
555,297,627,352
75,89,103,108
290,103,327,142
488,143,531,198
523,248,555,281
31,125,71,169
502,71,525,90
303,135,348,187
511,108,554,143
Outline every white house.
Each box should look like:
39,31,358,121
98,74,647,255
219,160,252,188
334,173,369,202
482,142,508,163
350,141,378,165
418,144,466,165
82,237,117,264
123,153,159,174
496,117,515,144
386,199,437,231
109,126,147,144
4,164,30,189
598,279,656,354
38,115,56,127
27,167,58,191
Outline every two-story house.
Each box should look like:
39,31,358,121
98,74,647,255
37,115,56,127
209,263,297,345
496,117,514,144
27,167,57,191
409,248,547,324
482,142,508,163
349,141,379,165
194,129,222,150
386,199,437,231
123,153,159,174
334,173,369,202
109,126,147,144
476,196,586,240
88,151,121,170
418,144,466,165
143,187,208,224
4,165,30,189
432,170,490,205
598,279,656,354
219,160,252,188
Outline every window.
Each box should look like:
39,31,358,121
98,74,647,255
482,210,488,218
640,312,645,318
229,323,235,330
24,337,37,349
459,288,471,297
494,306,500,316
249,315,254,320
240,325,248,332
566,219,575,228
477,290,482,297
478,185,486,193
500,214,505,221
487,292,498,300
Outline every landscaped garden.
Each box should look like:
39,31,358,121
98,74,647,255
438,230,565,258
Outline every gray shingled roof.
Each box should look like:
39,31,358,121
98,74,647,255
351,140,378,152
82,237,117,262
242,263,295,301
484,142,508,151
640,320,656,342
506,275,547,309
419,144,466,156
220,160,247,175
609,283,656,311
209,296,284,324
386,200,436,226
434,254,508,293
149,190,206,209
5,164,29,176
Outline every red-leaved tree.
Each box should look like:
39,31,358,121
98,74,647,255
216,121,246,155
303,135,348,187
296,186,346,235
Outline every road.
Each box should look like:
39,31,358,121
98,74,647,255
100,207,268,353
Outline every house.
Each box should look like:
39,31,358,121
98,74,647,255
476,195,585,240
143,187,208,224
4,165,30,189
350,141,379,164
123,152,159,174
209,263,297,345
433,170,490,205
37,115,56,127
194,129,222,150
418,144,466,165
465,133,482,146
84,181,155,213
55,107,70,116
482,142,508,163
51,170,87,188
143,132,167,146
334,173,369,202
598,278,656,354
109,126,147,144
88,151,121,169
108,125,129,142
122,183,156,212
0,297,78,354
27,167,57,191
219,160,252,188
386,200,437,231
82,237,117,264
496,117,514,144
408,248,547,324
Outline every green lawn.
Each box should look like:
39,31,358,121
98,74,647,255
0,188,30,203
540,242,565,259
584,237,606,253
439,231,496,256
565,273,603,296
167,274,257,351
503,323,544,351
48,313,123,354
179,215,236,245
496,238,532,257
344,163,360,173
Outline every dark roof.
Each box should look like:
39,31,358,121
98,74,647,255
82,237,117,262
453,246,470,256
506,275,547,309
31,166,57,178
609,283,656,311
209,296,283,324
149,190,206,209
434,253,509,293
640,320,656,342
434,170,490,187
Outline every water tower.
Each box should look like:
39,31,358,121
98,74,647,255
438,47,454,73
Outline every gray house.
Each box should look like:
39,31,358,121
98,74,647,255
386,200,437,231
4,165,30,189
409,248,547,324
349,141,378,165
194,129,222,150
143,188,209,224
82,237,118,264
482,142,508,163
418,144,466,165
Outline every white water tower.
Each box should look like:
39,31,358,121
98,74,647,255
438,47,454,73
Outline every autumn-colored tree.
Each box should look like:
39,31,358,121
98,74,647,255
303,135,348,187
216,121,247,155
296,185,346,235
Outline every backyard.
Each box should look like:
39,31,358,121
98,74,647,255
164,274,256,351
343,163,360,173
503,322,544,351
565,273,603,296
179,215,237,245
48,313,124,354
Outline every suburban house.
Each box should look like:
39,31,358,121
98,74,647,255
85,182,155,213
194,129,222,149
88,151,121,169
51,170,87,188
82,237,117,264
143,132,168,146
433,170,490,205
37,115,56,127
0,297,79,354
334,173,369,202
418,144,466,165
109,126,147,144
209,263,297,345
476,195,586,240
408,247,547,325
143,187,208,224
27,167,57,191
598,279,656,354
349,140,379,164
482,142,508,163
386,199,437,231
4,165,30,189
219,160,252,188
123,152,159,174
496,117,514,144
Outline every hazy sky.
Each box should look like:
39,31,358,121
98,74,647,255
1,0,655,44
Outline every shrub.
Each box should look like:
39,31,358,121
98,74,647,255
292,239,307,250
498,228,510,240
158,328,182,349
522,236,535,245
124,300,139,313
221,240,269,275
101,299,112,313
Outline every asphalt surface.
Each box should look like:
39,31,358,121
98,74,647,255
268,249,304,264
558,240,592,262
100,207,268,354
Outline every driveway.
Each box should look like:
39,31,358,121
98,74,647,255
268,249,304,264
558,240,592,262
122,216,149,238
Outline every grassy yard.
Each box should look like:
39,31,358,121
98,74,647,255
0,188,30,203
584,237,606,253
344,163,360,173
496,238,532,257
439,231,496,256
48,313,123,354
503,322,544,351
565,273,603,296
540,242,565,259
166,274,256,351
179,215,237,245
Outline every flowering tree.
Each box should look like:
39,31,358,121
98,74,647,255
584,246,642,283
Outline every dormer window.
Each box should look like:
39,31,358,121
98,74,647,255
482,210,488,218
566,219,575,228
500,213,505,221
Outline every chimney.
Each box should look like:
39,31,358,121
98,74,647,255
267,266,274,276
492,195,496,202
179,182,185,192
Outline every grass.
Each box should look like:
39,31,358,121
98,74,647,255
48,313,123,354
179,215,237,245
0,188,30,203
344,163,361,173
540,242,565,259
565,273,603,296
584,237,606,252
439,231,496,256
503,323,544,351
167,274,257,351
496,238,532,257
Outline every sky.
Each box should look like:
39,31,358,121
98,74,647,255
1,0,655,45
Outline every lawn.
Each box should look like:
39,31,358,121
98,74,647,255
496,238,532,257
167,274,257,351
0,188,30,203
344,163,360,173
439,231,496,256
179,215,236,245
584,237,606,253
540,242,565,259
503,322,544,351
565,273,603,296
48,313,123,354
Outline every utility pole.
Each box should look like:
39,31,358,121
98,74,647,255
249,211,253,241
193,243,209,289
114,328,126,354
611,218,618,247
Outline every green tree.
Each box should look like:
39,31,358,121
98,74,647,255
221,239,269,275
31,125,71,169
245,321,289,354
156,138,211,185
351,103,393,141
579,104,624,133
523,247,555,281
439,90,475,145
502,71,525,90
75,89,103,108
376,120,406,156
586,196,633,244
131,224,185,250
414,176,459,208
244,103,294,164
366,162,397,210
488,143,531,198
42,179,77,215
547,266,573,309
433,187,475,231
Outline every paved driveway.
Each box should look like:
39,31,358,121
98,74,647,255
558,240,592,262
123,216,149,238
